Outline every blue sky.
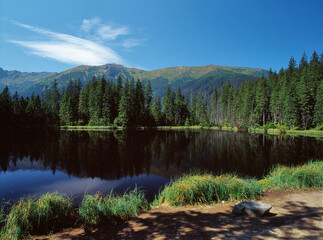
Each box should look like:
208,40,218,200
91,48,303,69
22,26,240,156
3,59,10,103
0,0,322,73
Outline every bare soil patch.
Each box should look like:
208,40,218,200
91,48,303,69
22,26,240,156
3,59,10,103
32,190,323,240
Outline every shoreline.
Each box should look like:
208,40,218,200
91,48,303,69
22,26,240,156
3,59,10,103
31,189,323,240
58,125,323,137
1,161,322,239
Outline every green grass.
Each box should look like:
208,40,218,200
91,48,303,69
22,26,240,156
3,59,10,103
153,172,263,206
79,188,148,226
1,192,72,240
263,160,323,189
0,204,5,238
0,161,322,239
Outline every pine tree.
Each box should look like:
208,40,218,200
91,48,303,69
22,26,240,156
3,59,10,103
254,77,269,125
144,80,153,125
189,94,197,125
162,86,175,125
116,78,131,126
102,80,113,125
0,86,12,126
288,56,297,74
195,92,209,126
59,91,72,125
313,79,323,129
299,52,308,70
88,76,100,125
134,79,145,125
174,87,185,125
49,80,60,125
282,80,299,128
78,87,89,125
210,87,218,125
151,96,162,125
298,68,313,129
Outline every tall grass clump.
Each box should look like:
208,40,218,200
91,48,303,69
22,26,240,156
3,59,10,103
2,192,72,240
265,160,323,189
153,172,263,206
79,187,148,226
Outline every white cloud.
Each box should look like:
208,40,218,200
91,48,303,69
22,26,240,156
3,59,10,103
9,20,123,66
81,17,129,41
81,17,100,32
121,38,145,48
97,25,128,41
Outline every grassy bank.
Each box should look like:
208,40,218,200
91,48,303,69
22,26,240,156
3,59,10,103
79,187,148,225
1,193,72,240
153,160,323,207
0,161,322,239
0,189,147,239
153,173,263,206
261,161,323,189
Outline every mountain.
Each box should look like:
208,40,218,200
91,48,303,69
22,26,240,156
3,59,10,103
0,67,56,95
0,64,268,97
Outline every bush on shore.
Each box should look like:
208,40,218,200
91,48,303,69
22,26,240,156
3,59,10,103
153,172,263,206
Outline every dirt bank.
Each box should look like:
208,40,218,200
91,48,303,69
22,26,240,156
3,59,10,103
33,190,323,240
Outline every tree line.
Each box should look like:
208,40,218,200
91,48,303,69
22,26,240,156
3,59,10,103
0,51,322,129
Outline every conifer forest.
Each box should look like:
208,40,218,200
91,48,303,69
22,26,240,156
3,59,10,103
0,51,322,130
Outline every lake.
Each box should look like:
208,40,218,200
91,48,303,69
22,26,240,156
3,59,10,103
0,129,322,203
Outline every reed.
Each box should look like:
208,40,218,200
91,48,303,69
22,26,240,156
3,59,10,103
153,172,263,206
265,160,323,189
79,187,148,225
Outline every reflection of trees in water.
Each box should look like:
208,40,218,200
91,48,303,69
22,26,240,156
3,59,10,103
0,130,322,179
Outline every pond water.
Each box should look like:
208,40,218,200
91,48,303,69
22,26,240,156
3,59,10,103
0,129,322,203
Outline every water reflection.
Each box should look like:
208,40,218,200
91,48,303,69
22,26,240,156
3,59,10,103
1,130,322,178
0,129,322,201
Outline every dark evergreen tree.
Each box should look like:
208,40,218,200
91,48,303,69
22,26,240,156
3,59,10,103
162,86,175,125
151,96,162,125
313,79,323,129
210,87,218,125
0,86,12,126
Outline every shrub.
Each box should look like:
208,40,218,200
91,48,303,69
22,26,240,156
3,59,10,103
153,172,263,206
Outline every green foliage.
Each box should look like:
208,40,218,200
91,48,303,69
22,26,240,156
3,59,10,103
2,192,72,239
2,50,323,130
79,188,148,225
153,172,263,206
0,204,5,232
313,80,323,129
265,160,323,189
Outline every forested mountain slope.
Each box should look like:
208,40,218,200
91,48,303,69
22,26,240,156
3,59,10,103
0,64,267,97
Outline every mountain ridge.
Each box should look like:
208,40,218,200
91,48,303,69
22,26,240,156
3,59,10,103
0,64,268,97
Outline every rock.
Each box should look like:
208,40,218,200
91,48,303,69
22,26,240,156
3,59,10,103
232,201,272,217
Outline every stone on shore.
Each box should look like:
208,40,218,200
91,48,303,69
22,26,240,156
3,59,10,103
232,201,272,217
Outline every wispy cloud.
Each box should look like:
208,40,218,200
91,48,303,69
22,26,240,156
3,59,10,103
9,20,124,66
121,38,145,48
81,17,129,42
